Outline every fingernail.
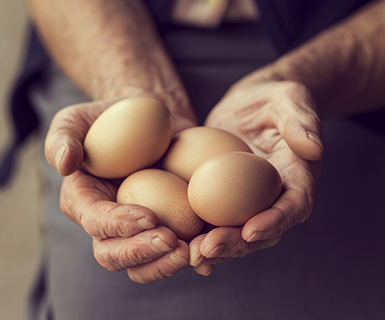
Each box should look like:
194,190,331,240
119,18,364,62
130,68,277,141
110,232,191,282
190,254,206,267
207,244,226,258
168,252,188,267
247,230,266,243
136,218,155,230
198,265,213,277
307,130,324,150
151,237,173,253
55,145,66,175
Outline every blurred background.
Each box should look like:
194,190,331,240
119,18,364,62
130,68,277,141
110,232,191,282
0,1,43,319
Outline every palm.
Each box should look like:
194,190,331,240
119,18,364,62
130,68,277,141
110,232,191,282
205,79,322,193
189,80,323,276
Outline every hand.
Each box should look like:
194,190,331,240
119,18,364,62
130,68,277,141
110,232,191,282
61,169,190,283
190,74,323,276
45,97,197,283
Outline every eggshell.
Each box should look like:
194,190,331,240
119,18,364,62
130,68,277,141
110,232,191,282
83,97,173,179
162,126,252,181
117,169,204,241
188,152,282,227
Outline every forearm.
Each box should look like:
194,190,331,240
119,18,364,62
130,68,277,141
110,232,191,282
26,0,194,122
266,0,385,118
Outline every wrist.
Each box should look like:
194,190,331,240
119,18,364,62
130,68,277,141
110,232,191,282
263,1,385,118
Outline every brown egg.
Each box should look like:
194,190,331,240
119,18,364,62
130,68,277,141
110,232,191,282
83,97,173,179
188,152,282,227
162,126,252,182
117,169,204,242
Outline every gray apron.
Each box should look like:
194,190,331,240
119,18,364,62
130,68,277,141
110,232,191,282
28,22,385,320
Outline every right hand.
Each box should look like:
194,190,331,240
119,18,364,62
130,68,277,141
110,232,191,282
45,98,197,283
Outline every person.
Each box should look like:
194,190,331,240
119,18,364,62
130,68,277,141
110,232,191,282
2,0,385,318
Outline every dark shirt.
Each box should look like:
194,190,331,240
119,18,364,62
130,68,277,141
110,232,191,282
0,0,376,186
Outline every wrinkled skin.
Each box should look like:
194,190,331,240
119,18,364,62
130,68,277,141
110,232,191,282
46,97,195,284
190,77,323,276
45,75,323,282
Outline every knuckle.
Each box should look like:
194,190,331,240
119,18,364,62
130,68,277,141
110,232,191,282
93,241,127,272
272,208,291,236
238,248,252,258
59,178,83,226
151,265,171,281
126,244,153,266
81,213,101,238
81,205,128,240
240,241,263,257
105,206,133,237
127,265,169,284
226,243,254,258
127,269,156,284
248,236,282,254
298,191,314,224
93,242,120,271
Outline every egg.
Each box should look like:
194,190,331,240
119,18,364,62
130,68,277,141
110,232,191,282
117,169,204,242
162,126,252,181
188,152,282,227
83,97,174,179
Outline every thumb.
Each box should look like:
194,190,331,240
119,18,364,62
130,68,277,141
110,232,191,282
45,101,108,176
45,111,85,176
282,114,324,161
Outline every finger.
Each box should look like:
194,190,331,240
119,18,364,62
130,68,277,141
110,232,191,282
282,115,324,161
126,240,190,284
60,170,158,239
190,234,224,276
190,233,235,268
242,187,312,242
193,264,214,276
199,227,282,259
45,101,108,176
276,83,324,161
93,226,179,272
189,234,208,267
192,231,282,276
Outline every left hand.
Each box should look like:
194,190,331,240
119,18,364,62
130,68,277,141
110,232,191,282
189,72,324,276
45,96,196,283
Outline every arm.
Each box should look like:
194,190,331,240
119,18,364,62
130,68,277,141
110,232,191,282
191,0,385,275
27,0,197,283
265,0,385,118
27,0,197,140
28,0,197,176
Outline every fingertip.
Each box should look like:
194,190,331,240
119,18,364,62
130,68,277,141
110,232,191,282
56,141,84,176
189,234,207,266
194,264,213,276
170,240,190,265
306,130,324,160
55,145,66,174
198,227,234,258
243,230,267,243
241,207,281,242
135,217,157,231
155,226,179,250
286,127,324,161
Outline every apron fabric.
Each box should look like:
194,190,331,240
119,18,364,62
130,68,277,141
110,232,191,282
27,22,385,320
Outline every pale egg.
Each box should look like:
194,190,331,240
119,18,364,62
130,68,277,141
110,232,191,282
188,151,282,226
162,126,252,181
117,169,204,241
83,97,173,179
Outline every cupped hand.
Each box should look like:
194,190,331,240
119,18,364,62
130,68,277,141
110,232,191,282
45,97,197,283
60,169,189,283
190,75,324,276
45,97,197,177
